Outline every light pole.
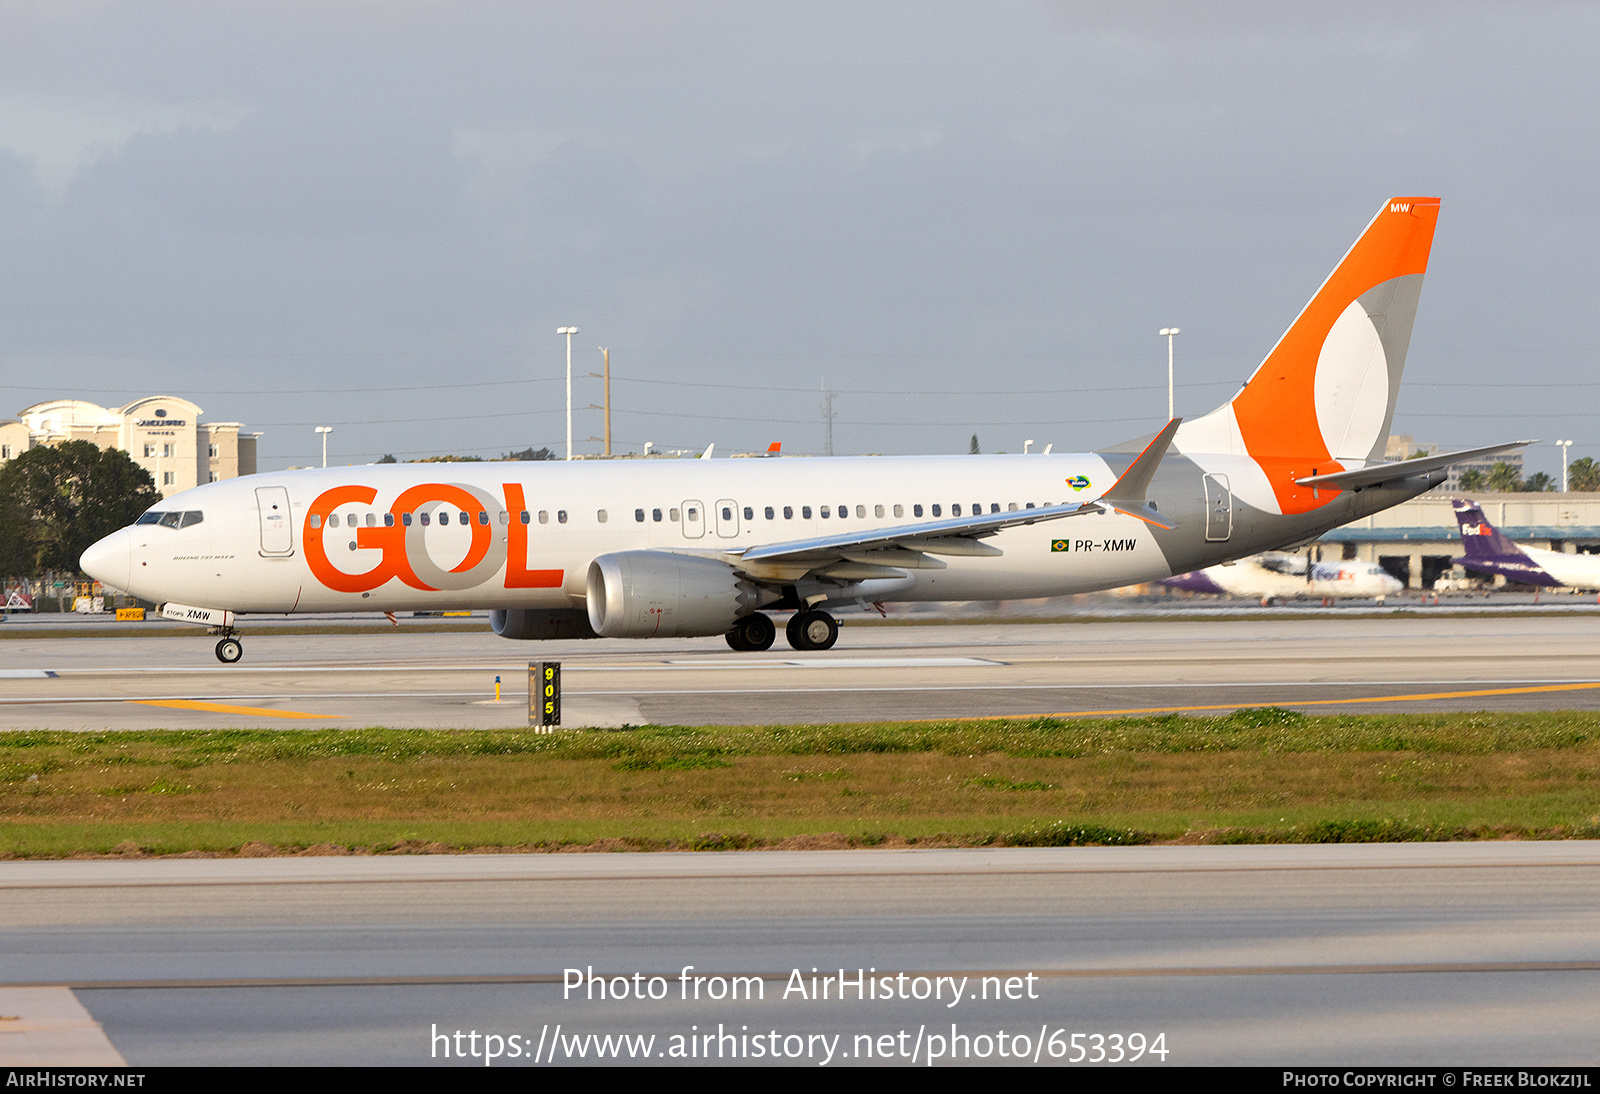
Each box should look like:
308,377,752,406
1558,439,1573,492
315,426,332,469
557,327,579,460
1159,328,1180,420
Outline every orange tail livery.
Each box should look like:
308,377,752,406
1174,197,1440,515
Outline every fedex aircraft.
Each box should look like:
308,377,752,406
1161,552,1403,603
80,197,1525,663
1453,499,1600,590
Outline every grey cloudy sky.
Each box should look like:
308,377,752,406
1,2,1595,476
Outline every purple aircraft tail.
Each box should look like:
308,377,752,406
1451,498,1560,586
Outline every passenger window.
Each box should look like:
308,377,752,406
743,506,753,521
597,510,608,523
419,511,431,527
309,514,323,529
821,506,831,518
557,510,568,524
764,507,774,520
1025,502,1035,509
539,511,549,524
460,511,470,524
783,506,793,519
874,505,884,518
499,511,509,525
991,503,1000,513
721,507,732,521
931,504,942,517
913,505,923,517
1007,502,1018,512
652,508,662,522
438,511,450,525
520,511,530,524
893,504,903,517
687,507,699,522
669,508,680,521
857,505,866,518
401,512,412,526
380,513,392,527
952,504,962,517
329,513,341,528
802,506,812,519
635,509,645,523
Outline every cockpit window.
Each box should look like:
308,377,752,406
135,510,202,528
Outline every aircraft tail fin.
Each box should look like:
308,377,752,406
1453,498,1528,564
1174,197,1441,514
1452,497,1563,586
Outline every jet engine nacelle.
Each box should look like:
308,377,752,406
586,550,777,638
489,608,598,640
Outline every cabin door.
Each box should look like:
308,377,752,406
1203,474,1232,542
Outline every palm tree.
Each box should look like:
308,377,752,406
1487,461,1524,492
1569,457,1600,492
1523,471,1557,492
1458,468,1488,491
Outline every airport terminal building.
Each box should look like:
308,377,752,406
0,397,258,498
1321,491,1600,590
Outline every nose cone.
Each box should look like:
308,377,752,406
80,528,132,592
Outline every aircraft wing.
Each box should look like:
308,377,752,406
1294,440,1535,491
730,418,1181,578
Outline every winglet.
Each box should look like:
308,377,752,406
1099,417,1180,529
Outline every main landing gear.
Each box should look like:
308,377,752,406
725,609,841,652
785,609,839,651
726,612,777,651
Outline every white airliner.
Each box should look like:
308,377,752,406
1161,552,1403,604
81,197,1526,662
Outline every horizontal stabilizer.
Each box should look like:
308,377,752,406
1293,440,1534,491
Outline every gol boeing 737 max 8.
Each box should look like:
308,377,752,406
80,197,1526,663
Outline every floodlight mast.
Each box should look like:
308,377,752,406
1159,328,1180,419
557,327,579,460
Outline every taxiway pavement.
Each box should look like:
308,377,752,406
2,844,1597,1065
3,614,1600,728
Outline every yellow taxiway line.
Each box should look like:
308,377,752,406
129,699,339,720
1048,680,1600,718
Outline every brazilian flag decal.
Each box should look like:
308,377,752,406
1050,539,1070,552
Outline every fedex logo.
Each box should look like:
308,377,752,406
1462,524,1488,536
304,482,561,594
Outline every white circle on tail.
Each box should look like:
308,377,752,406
1313,299,1389,463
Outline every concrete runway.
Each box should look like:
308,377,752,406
2,844,1598,1066
4,614,1600,728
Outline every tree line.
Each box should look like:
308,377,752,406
1458,458,1600,493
